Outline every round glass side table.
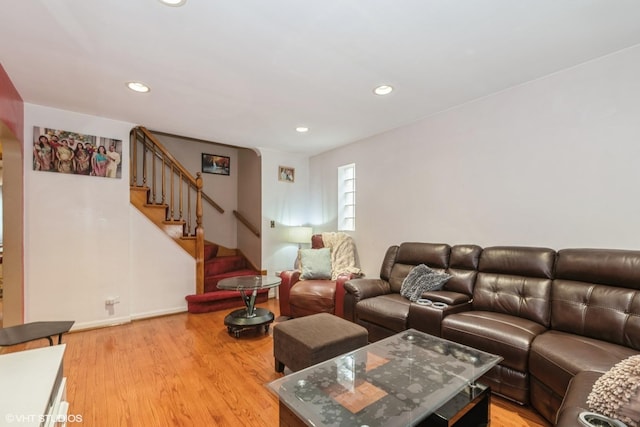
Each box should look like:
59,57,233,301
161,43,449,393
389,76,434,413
216,275,281,338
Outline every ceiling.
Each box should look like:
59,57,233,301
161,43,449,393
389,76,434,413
2,1,640,156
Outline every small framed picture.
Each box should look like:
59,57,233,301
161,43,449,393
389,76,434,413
278,166,295,183
202,153,230,176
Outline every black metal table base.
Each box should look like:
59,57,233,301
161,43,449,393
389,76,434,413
419,383,490,427
224,307,274,338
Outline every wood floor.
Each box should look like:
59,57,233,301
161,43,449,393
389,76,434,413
1,298,550,427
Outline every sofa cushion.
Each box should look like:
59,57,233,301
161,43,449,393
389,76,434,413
553,249,640,352
478,246,555,279
299,248,332,280
356,293,410,333
395,242,450,267
550,280,640,351
439,244,482,296
400,264,452,302
387,243,451,293
473,246,555,327
482,364,530,405
529,330,639,399
290,280,336,317
442,311,547,372
555,248,640,290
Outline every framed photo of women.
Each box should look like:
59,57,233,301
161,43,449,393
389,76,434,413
33,126,123,179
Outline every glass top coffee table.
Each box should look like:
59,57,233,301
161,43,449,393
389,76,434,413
268,329,502,426
217,275,281,338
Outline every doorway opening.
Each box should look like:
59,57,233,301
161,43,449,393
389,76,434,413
0,123,25,327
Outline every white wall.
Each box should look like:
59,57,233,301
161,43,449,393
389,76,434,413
237,148,262,268
310,45,640,278
129,208,194,319
24,104,193,329
259,148,310,277
21,44,640,325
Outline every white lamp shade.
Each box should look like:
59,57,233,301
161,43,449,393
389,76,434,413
288,226,313,244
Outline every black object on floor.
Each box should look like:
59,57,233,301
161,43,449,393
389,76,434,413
0,320,74,346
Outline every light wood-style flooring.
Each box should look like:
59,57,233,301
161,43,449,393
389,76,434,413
1,298,550,426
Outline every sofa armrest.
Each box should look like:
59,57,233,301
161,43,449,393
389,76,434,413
554,371,603,427
343,278,391,322
420,290,472,306
407,299,472,337
334,273,359,318
278,270,301,317
344,278,391,300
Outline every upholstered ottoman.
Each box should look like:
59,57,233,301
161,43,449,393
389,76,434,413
273,313,368,373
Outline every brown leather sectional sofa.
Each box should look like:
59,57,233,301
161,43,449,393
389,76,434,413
343,242,640,426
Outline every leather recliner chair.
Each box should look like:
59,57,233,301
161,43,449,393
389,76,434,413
278,234,359,318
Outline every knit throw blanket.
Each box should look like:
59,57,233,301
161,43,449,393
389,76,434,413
587,354,640,426
321,232,363,280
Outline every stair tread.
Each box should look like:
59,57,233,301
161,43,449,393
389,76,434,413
205,269,258,280
206,255,245,262
203,269,259,293
186,287,269,300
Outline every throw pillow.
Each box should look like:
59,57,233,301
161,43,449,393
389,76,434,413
299,248,332,280
400,264,452,302
586,354,640,427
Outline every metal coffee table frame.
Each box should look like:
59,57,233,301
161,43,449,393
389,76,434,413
268,329,502,426
217,275,281,338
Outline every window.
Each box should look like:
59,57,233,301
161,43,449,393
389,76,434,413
338,163,355,231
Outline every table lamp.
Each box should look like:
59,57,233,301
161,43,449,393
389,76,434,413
288,226,313,249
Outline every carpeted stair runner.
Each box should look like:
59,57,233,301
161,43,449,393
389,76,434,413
185,244,268,313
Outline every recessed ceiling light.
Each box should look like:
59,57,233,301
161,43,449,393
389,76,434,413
296,127,309,133
158,0,186,6
126,81,150,93
374,85,393,96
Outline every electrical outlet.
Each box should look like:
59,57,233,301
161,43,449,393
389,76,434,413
105,297,120,305
270,220,275,228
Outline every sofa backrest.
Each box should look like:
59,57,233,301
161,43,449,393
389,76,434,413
552,248,640,350
311,234,324,248
445,244,482,295
387,242,451,293
379,245,399,282
473,246,555,327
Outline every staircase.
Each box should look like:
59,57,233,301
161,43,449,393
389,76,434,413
185,243,268,313
130,185,198,256
129,126,265,313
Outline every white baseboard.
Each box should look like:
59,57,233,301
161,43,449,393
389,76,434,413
72,316,133,331
131,306,187,321
70,307,188,331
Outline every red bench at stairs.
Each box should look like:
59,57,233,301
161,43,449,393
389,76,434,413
185,244,269,314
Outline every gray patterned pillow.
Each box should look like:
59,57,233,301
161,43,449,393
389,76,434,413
400,264,452,302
